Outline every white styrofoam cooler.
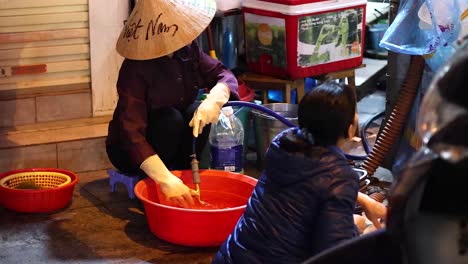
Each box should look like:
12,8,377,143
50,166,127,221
242,0,367,79
216,0,243,12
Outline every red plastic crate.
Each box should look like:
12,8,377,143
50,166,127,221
242,0,367,79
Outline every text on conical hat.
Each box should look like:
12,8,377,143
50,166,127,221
122,12,179,41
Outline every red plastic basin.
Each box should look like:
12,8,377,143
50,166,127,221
0,168,79,213
134,169,258,247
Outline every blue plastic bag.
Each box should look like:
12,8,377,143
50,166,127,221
381,0,462,55
380,0,465,70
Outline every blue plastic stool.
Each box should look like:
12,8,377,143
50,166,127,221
108,169,140,199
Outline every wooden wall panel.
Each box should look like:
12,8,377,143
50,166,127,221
1,54,90,67
0,70,90,88
0,12,88,26
0,38,89,50
0,76,91,92
0,0,87,9
0,5,88,17
0,44,89,60
0,28,89,43
0,22,89,33
0,1,90,97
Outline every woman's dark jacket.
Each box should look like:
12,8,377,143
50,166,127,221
106,41,238,168
213,127,359,264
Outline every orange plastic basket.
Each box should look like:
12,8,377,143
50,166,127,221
0,171,71,189
0,168,78,213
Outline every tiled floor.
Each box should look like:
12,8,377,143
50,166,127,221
0,84,390,264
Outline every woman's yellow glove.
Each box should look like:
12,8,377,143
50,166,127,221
140,154,195,208
189,83,230,137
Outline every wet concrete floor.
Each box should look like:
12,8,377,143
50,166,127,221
0,91,389,263
0,170,221,264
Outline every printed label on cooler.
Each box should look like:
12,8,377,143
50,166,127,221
297,7,364,67
244,13,287,72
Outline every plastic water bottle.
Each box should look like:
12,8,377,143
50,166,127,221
209,106,244,173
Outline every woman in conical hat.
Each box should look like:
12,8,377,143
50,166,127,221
106,0,239,208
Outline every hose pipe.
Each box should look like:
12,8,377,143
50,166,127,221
362,55,426,176
224,101,368,160
369,192,387,203
190,138,207,205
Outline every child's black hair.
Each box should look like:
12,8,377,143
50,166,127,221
280,81,357,153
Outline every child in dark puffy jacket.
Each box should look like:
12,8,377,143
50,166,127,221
212,81,386,264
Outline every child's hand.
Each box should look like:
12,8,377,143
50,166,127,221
357,192,387,229
363,198,387,229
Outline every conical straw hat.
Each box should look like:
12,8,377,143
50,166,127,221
116,0,217,60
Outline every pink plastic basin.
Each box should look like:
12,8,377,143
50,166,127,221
134,169,258,247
